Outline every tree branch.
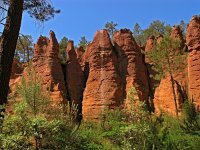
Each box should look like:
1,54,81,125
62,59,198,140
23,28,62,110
0,22,5,26
0,6,8,12
0,17,7,23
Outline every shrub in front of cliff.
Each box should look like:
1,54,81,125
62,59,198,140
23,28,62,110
0,67,88,150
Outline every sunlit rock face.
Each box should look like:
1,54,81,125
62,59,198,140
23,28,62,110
186,16,200,109
145,35,155,63
82,30,123,119
154,72,187,116
113,29,150,107
171,25,185,52
32,31,67,104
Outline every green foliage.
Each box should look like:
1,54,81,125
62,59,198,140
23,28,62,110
59,36,68,63
16,35,34,62
0,67,88,150
146,34,183,80
133,23,145,46
78,87,200,150
105,21,118,37
180,20,187,36
1,72,199,149
146,35,185,117
2,0,60,22
78,36,88,49
16,66,50,116
133,20,172,46
180,100,200,135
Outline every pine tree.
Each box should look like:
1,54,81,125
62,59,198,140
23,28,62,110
78,36,88,49
146,35,184,117
59,36,68,63
0,0,60,106
105,21,118,37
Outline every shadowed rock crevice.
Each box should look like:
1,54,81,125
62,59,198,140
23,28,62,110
65,41,85,120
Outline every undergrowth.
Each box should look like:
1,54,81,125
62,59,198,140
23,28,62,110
0,71,200,149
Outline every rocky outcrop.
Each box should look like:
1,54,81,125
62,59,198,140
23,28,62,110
9,18,200,119
171,25,185,52
82,30,123,119
145,36,155,57
154,69,187,115
9,59,23,93
113,29,150,107
66,41,85,112
186,16,200,109
32,31,67,104
156,34,163,44
10,59,22,79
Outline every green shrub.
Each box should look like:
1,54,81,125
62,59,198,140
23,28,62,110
0,67,86,149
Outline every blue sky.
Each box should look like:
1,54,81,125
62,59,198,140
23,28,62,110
1,0,200,45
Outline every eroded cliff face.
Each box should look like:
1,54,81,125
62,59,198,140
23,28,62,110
32,31,67,104
186,16,200,109
171,25,185,50
113,29,150,107
9,17,200,119
9,59,23,93
82,30,123,119
66,40,85,114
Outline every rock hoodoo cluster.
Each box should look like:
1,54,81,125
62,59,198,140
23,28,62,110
10,16,200,119
32,31,67,104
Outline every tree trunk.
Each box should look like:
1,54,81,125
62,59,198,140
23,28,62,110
169,72,179,118
167,57,179,118
0,0,24,106
27,46,30,62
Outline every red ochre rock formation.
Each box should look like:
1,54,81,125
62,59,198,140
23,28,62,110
171,25,185,49
9,59,23,93
10,59,22,79
154,77,184,115
9,16,200,119
145,36,155,54
82,30,123,119
32,31,67,104
186,16,200,109
66,40,85,111
156,33,163,44
113,29,150,107
154,69,188,115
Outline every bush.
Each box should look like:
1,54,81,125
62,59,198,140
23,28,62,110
0,67,86,149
